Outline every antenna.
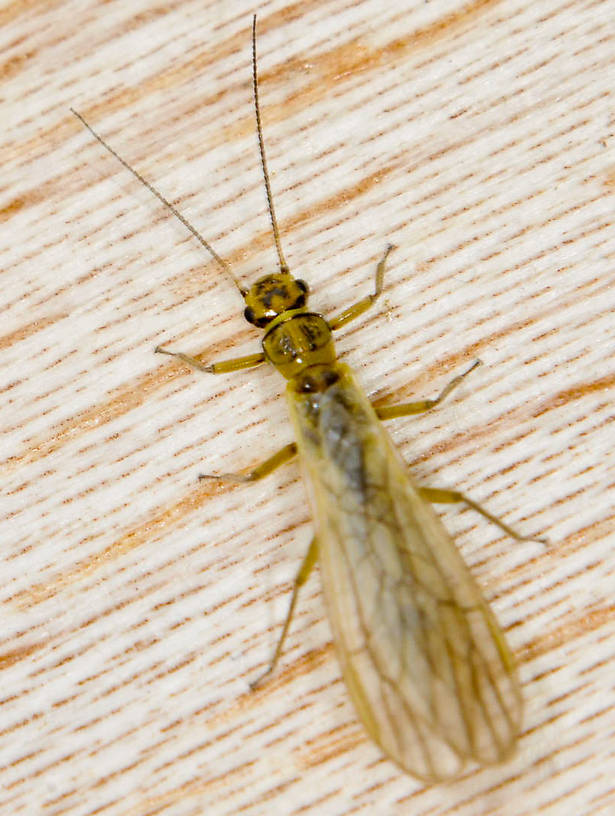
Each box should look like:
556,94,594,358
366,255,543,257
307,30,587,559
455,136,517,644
251,15,289,275
70,108,246,296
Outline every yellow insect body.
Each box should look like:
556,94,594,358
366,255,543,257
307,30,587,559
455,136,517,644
74,14,535,783
262,302,522,778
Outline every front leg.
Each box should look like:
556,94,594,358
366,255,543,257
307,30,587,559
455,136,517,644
328,244,394,331
155,345,265,374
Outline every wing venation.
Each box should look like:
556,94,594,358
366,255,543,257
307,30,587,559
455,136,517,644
288,364,522,780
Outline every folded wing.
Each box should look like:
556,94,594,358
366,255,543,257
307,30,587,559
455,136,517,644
288,364,522,780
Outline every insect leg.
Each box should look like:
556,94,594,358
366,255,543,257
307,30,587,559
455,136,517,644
418,486,545,543
250,536,319,690
328,244,394,330
375,359,481,420
155,345,265,374
198,443,297,484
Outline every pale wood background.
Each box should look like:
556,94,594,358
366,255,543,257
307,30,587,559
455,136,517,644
2,1,614,814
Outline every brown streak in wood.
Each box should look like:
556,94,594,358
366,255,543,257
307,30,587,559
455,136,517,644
0,313,68,354
13,478,226,608
521,604,615,663
535,373,615,417
297,720,366,769
0,642,43,669
4,336,249,473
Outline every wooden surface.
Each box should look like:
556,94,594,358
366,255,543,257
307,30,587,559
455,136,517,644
3,1,614,814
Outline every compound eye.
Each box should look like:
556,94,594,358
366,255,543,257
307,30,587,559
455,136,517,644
293,279,308,308
244,305,255,324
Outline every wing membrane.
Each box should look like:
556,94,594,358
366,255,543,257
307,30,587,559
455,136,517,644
287,364,522,780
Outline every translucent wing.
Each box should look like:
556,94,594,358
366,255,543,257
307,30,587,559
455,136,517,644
287,364,522,781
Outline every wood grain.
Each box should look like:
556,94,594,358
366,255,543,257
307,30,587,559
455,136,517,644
2,1,614,814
